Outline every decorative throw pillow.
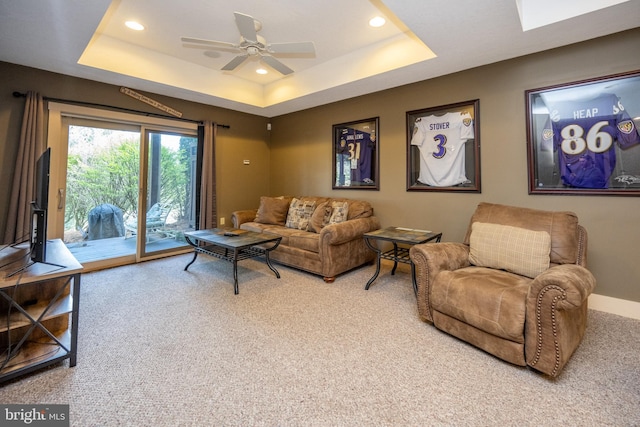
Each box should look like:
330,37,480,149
285,198,317,230
308,201,333,233
469,222,551,279
254,196,291,225
328,201,349,225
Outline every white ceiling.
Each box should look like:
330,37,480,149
1,0,639,118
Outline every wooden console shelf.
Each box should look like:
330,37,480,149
0,239,82,383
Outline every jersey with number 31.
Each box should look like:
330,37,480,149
542,93,640,188
411,112,474,187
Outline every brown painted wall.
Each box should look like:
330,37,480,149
1,29,639,303
269,29,640,303
0,62,271,237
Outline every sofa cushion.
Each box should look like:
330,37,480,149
255,196,291,225
469,222,551,279
328,201,349,224
299,196,329,205
286,198,316,230
328,198,373,220
308,201,332,233
289,231,320,253
346,200,373,220
431,266,531,342
238,223,293,246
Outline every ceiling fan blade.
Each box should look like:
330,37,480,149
261,55,294,75
221,55,249,71
234,12,258,43
268,42,316,55
181,37,237,50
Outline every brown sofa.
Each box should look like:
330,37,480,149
409,202,596,377
232,196,380,282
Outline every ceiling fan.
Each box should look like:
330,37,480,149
181,12,315,75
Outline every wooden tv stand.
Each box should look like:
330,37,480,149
0,239,82,383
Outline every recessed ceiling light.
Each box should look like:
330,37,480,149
369,16,386,27
125,21,145,31
256,68,268,75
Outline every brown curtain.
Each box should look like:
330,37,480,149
3,92,45,244
198,121,217,230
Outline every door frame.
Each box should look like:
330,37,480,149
47,102,197,270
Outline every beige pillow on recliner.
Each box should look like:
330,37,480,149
469,222,551,279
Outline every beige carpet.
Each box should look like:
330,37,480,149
1,253,639,426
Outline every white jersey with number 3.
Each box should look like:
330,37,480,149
411,112,474,187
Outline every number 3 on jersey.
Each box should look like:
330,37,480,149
431,134,447,159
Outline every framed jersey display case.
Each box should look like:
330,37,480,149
526,70,640,196
406,100,480,192
332,117,379,190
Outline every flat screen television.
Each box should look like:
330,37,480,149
31,147,50,263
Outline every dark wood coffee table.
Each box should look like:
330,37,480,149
184,228,282,294
363,227,442,295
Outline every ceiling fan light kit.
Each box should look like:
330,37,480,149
181,11,315,76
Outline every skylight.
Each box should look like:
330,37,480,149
516,0,630,31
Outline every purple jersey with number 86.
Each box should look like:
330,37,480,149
542,93,640,188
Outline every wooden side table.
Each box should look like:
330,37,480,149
363,227,442,295
1,239,82,383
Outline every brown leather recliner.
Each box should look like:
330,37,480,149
409,202,596,377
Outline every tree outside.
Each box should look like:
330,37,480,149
64,126,193,242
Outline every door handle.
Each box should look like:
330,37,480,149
58,188,65,209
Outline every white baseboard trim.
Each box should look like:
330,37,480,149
589,293,640,320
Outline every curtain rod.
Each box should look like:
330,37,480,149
12,91,230,129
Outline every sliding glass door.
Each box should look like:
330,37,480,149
139,130,197,257
62,118,140,264
47,103,198,270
